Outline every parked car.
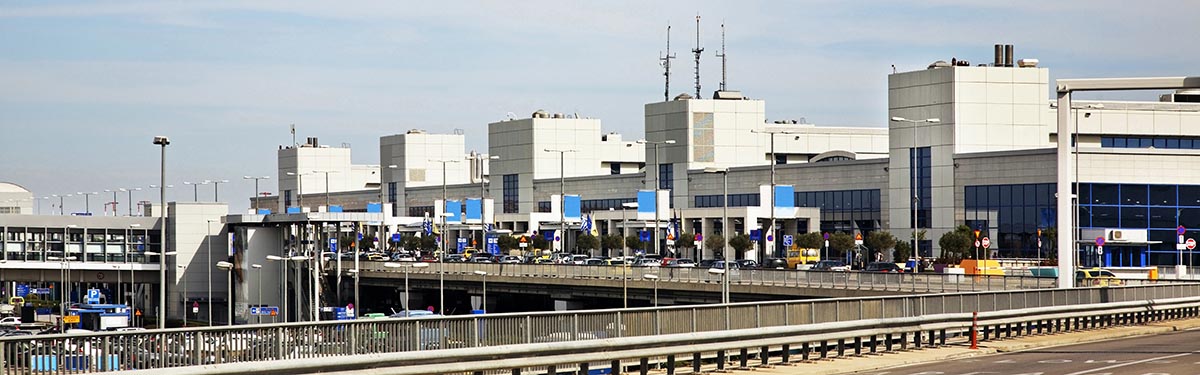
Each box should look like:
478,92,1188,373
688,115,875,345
762,258,789,270
569,255,590,265
811,260,850,272
863,262,903,273
585,258,607,266
444,254,465,263
391,252,417,262
635,258,662,267
736,259,760,269
366,253,388,261
499,255,523,264
709,260,741,270
698,259,720,269
1076,268,1124,287
470,256,494,263
666,258,696,268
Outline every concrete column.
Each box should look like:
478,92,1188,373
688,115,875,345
553,299,585,311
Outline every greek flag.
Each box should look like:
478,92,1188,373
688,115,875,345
579,214,593,235
423,218,433,236
484,223,494,232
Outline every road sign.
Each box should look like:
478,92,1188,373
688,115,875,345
749,230,761,241
782,235,794,247
192,301,199,314
250,307,259,315
1095,236,1105,247
329,238,338,253
823,232,830,240
1188,238,1197,250
1097,246,1104,255
854,233,863,245
391,233,402,242
1179,225,1188,236
63,315,80,324
974,240,981,248
695,233,703,241
86,289,101,304
766,234,774,242
981,237,991,249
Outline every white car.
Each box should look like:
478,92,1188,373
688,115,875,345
0,317,21,325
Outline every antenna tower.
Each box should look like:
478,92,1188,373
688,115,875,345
692,15,704,99
717,22,727,91
659,25,676,102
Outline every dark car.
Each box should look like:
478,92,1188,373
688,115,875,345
698,259,720,269
761,258,789,270
735,259,759,269
863,262,903,273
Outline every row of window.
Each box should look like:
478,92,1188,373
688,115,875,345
795,189,882,212
1078,183,1200,207
694,193,761,208
503,174,519,213
911,147,932,228
407,206,433,217
1101,136,1200,150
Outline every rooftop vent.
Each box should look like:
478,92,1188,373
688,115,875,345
673,92,694,101
532,109,549,118
713,90,744,100
927,60,951,69
406,129,426,134
1017,58,1039,68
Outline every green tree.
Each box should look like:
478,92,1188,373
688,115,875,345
936,223,974,262
419,235,439,251
704,234,726,257
532,235,549,251
498,235,519,251
864,231,897,259
624,235,645,252
676,232,696,254
401,235,423,252
728,233,753,254
601,234,625,253
797,232,823,249
829,232,855,255
576,233,599,253
894,241,912,262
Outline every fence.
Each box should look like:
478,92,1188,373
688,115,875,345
2,283,1198,373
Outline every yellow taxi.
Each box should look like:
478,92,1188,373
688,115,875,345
1075,268,1124,287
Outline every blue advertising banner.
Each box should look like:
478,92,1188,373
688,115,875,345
637,190,655,218
564,195,581,221
366,203,382,213
465,199,482,223
445,200,462,223
774,185,795,208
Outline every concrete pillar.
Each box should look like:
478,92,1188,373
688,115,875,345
553,299,585,311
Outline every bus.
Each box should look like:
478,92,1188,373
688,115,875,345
787,247,821,269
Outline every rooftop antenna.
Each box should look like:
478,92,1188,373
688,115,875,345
659,24,675,102
716,21,727,91
692,14,704,99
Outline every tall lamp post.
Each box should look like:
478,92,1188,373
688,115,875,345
211,179,230,202
750,128,800,261
430,159,460,313
177,265,188,325
703,167,730,286
104,189,120,216
215,261,234,326
121,188,142,216
251,264,262,323
267,255,310,322
889,117,940,268
385,262,429,311
152,135,170,329
468,154,500,252
286,172,311,212
183,181,209,202
643,273,660,307
346,268,359,315
243,176,271,213
473,270,489,312
48,256,77,331
77,191,98,215
543,149,578,253
144,250,176,326
636,139,676,257
52,194,71,215
205,220,220,325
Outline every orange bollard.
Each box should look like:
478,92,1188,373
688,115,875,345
970,311,978,349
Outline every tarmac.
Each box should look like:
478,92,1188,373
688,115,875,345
741,316,1200,375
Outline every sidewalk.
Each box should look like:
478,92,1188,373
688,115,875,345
747,317,1200,375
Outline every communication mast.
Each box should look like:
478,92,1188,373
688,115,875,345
716,22,727,91
659,25,676,102
692,15,704,99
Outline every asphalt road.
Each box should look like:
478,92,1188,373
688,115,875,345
863,327,1200,375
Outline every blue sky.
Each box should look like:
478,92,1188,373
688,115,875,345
2,1,1198,214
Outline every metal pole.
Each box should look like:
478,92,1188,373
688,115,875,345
441,161,447,314
325,172,330,208
722,171,730,304
560,152,566,254
157,138,167,329
207,221,213,326
404,267,410,310
482,273,488,312
654,143,660,257
254,178,259,212
257,266,262,324
769,134,775,262
226,269,232,325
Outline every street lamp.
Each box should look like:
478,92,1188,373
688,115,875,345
104,189,120,216
120,188,142,216
145,250,177,327
183,181,209,202
707,268,728,304
889,117,939,269
382,165,399,216
704,167,730,279
211,179,230,202
430,159,460,314
149,131,169,331
205,219,219,325
251,264,263,323
473,270,489,312
47,256,77,331
267,255,309,322
468,154,500,252
286,172,311,212
384,262,429,311
750,128,801,261
544,149,578,253
243,176,271,213
215,261,234,326
307,171,339,209
52,194,71,215
77,191,98,215
643,273,660,307
177,265,188,326
636,139,676,257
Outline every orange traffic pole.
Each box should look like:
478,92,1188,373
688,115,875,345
970,311,979,349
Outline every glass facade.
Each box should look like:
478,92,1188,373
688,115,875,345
1102,136,1200,150
910,147,931,229
1078,183,1200,267
694,193,760,208
539,198,637,213
407,205,433,217
965,183,1057,259
283,190,292,208
502,174,519,213
796,189,882,234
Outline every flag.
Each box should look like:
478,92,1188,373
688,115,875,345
423,217,433,236
588,214,599,237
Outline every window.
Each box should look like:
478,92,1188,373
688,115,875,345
610,163,621,175
658,163,673,190
910,147,931,229
965,183,1056,258
283,190,292,208
1101,136,1200,149
502,174,519,214
387,182,397,203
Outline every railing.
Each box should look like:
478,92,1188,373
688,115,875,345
124,294,1200,375
2,283,1198,373
355,261,1065,293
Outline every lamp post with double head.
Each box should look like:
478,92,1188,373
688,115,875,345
243,176,271,213
266,255,308,322
120,188,142,216
750,128,801,261
52,194,71,215
385,262,429,311
285,172,310,212
430,159,459,313
703,167,730,301
468,155,500,252
152,135,170,328
215,261,234,326
543,149,578,253
473,270,489,312
251,264,262,323
183,181,208,202
643,273,660,307
889,117,940,268
77,191,98,215
635,139,676,257
209,179,229,202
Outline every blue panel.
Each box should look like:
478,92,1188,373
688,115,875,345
366,203,382,213
637,190,656,214
256,208,272,215
286,207,301,214
328,205,343,213
465,199,482,221
774,186,795,208
565,195,582,220
445,200,462,223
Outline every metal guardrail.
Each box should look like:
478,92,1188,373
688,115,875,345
356,261,1069,293
1,283,1198,373
135,295,1200,375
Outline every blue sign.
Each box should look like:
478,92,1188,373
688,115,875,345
445,200,462,223
328,205,343,213
564,195,582,221
637,190,656,215
457,238,467,252
391,233,402,242
286,207,301,214
1095,237,1105,246
256,208,272,215
15,284,28,298
86,289,101,304
774,185,795,208
253,306,279,316
639,230,651,242
1180,225,1188,236
329,238,338,253
782,235,794,247
544,231,555,242
465,199,482,223
750,230,761,241
32,288,51,295
486,234,500,255
366,203,382,213
823,232,831,240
